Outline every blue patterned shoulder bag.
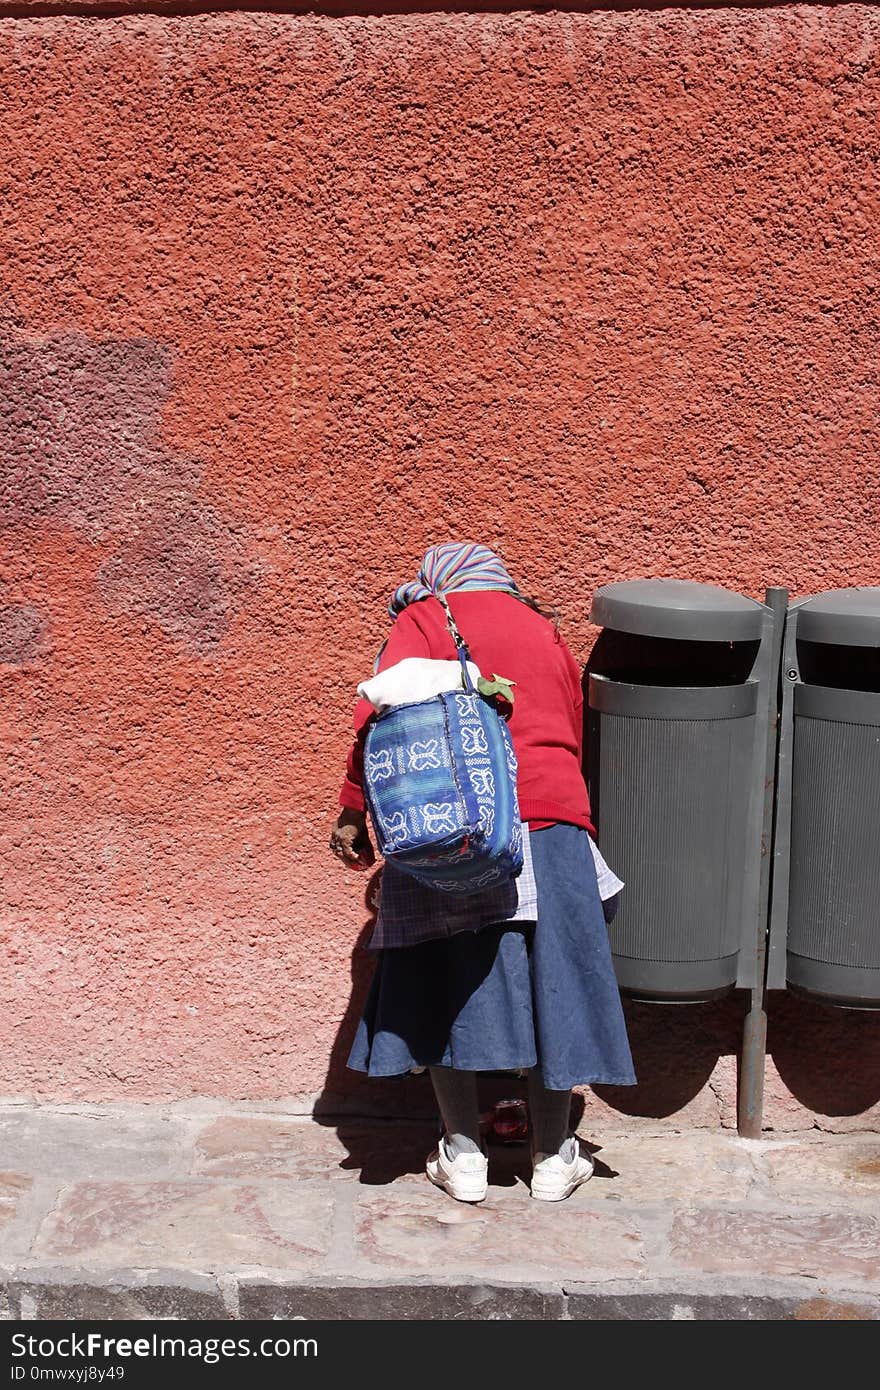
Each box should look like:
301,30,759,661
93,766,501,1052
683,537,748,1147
362,596,524,894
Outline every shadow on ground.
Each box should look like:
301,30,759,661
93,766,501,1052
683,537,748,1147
312,866,745,1181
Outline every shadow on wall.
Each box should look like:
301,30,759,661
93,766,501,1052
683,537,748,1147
768,991,880,1121
592,995,741,1119
315,867,437,1113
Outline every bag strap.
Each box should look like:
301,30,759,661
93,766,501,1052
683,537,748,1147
436,591,476,694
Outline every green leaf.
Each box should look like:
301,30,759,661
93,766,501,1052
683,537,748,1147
477,674,517,705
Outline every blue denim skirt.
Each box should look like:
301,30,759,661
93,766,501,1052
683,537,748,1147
346,822,637,1091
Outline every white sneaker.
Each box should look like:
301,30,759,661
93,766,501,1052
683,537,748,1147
530,1139,594,1202
426,1135,489,1203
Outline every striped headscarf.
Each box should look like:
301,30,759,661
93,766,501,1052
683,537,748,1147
389,542,519,617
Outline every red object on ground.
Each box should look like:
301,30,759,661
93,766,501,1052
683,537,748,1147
492,1099,530,1144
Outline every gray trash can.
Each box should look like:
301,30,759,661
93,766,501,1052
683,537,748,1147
587,580,779,1001
768,588,880,1008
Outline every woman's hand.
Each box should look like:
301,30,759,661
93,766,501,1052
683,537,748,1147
329,808,376,871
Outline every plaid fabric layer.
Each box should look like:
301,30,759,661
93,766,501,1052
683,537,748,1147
591,840,625,901
367,822,538,951
366,825,625,952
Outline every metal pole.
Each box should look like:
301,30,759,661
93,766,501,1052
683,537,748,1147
738,586,789,1138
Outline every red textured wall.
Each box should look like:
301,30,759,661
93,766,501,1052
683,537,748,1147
2,7,879,1128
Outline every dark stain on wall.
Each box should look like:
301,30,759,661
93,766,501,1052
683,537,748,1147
0,324,252,655
0,602,47,664
96,499,251,655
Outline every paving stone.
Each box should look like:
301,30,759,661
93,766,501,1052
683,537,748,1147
760,1140,880,1204
193,1117,350,1180
0,1174,32,1232
239,1279,564,1320
0,1112,188,1181
354,1185,645,1282
3,1106,880,1316
666,1209,880,1283
32,1181,334,1272
565,1285,880,1319
192,1116,436,1184
6,1267,227,1320
792,1296,880,1319
0,1280,20,1319
576,1134,757,1202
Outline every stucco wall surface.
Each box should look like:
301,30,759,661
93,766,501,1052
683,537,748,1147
1,7,879,1126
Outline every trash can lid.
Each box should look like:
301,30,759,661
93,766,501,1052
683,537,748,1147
589,579,765,641
797,588,880,646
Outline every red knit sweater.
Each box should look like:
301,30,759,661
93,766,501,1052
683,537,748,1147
339,590,595,834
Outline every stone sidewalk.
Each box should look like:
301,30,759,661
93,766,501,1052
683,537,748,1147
1,1103,879,1320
